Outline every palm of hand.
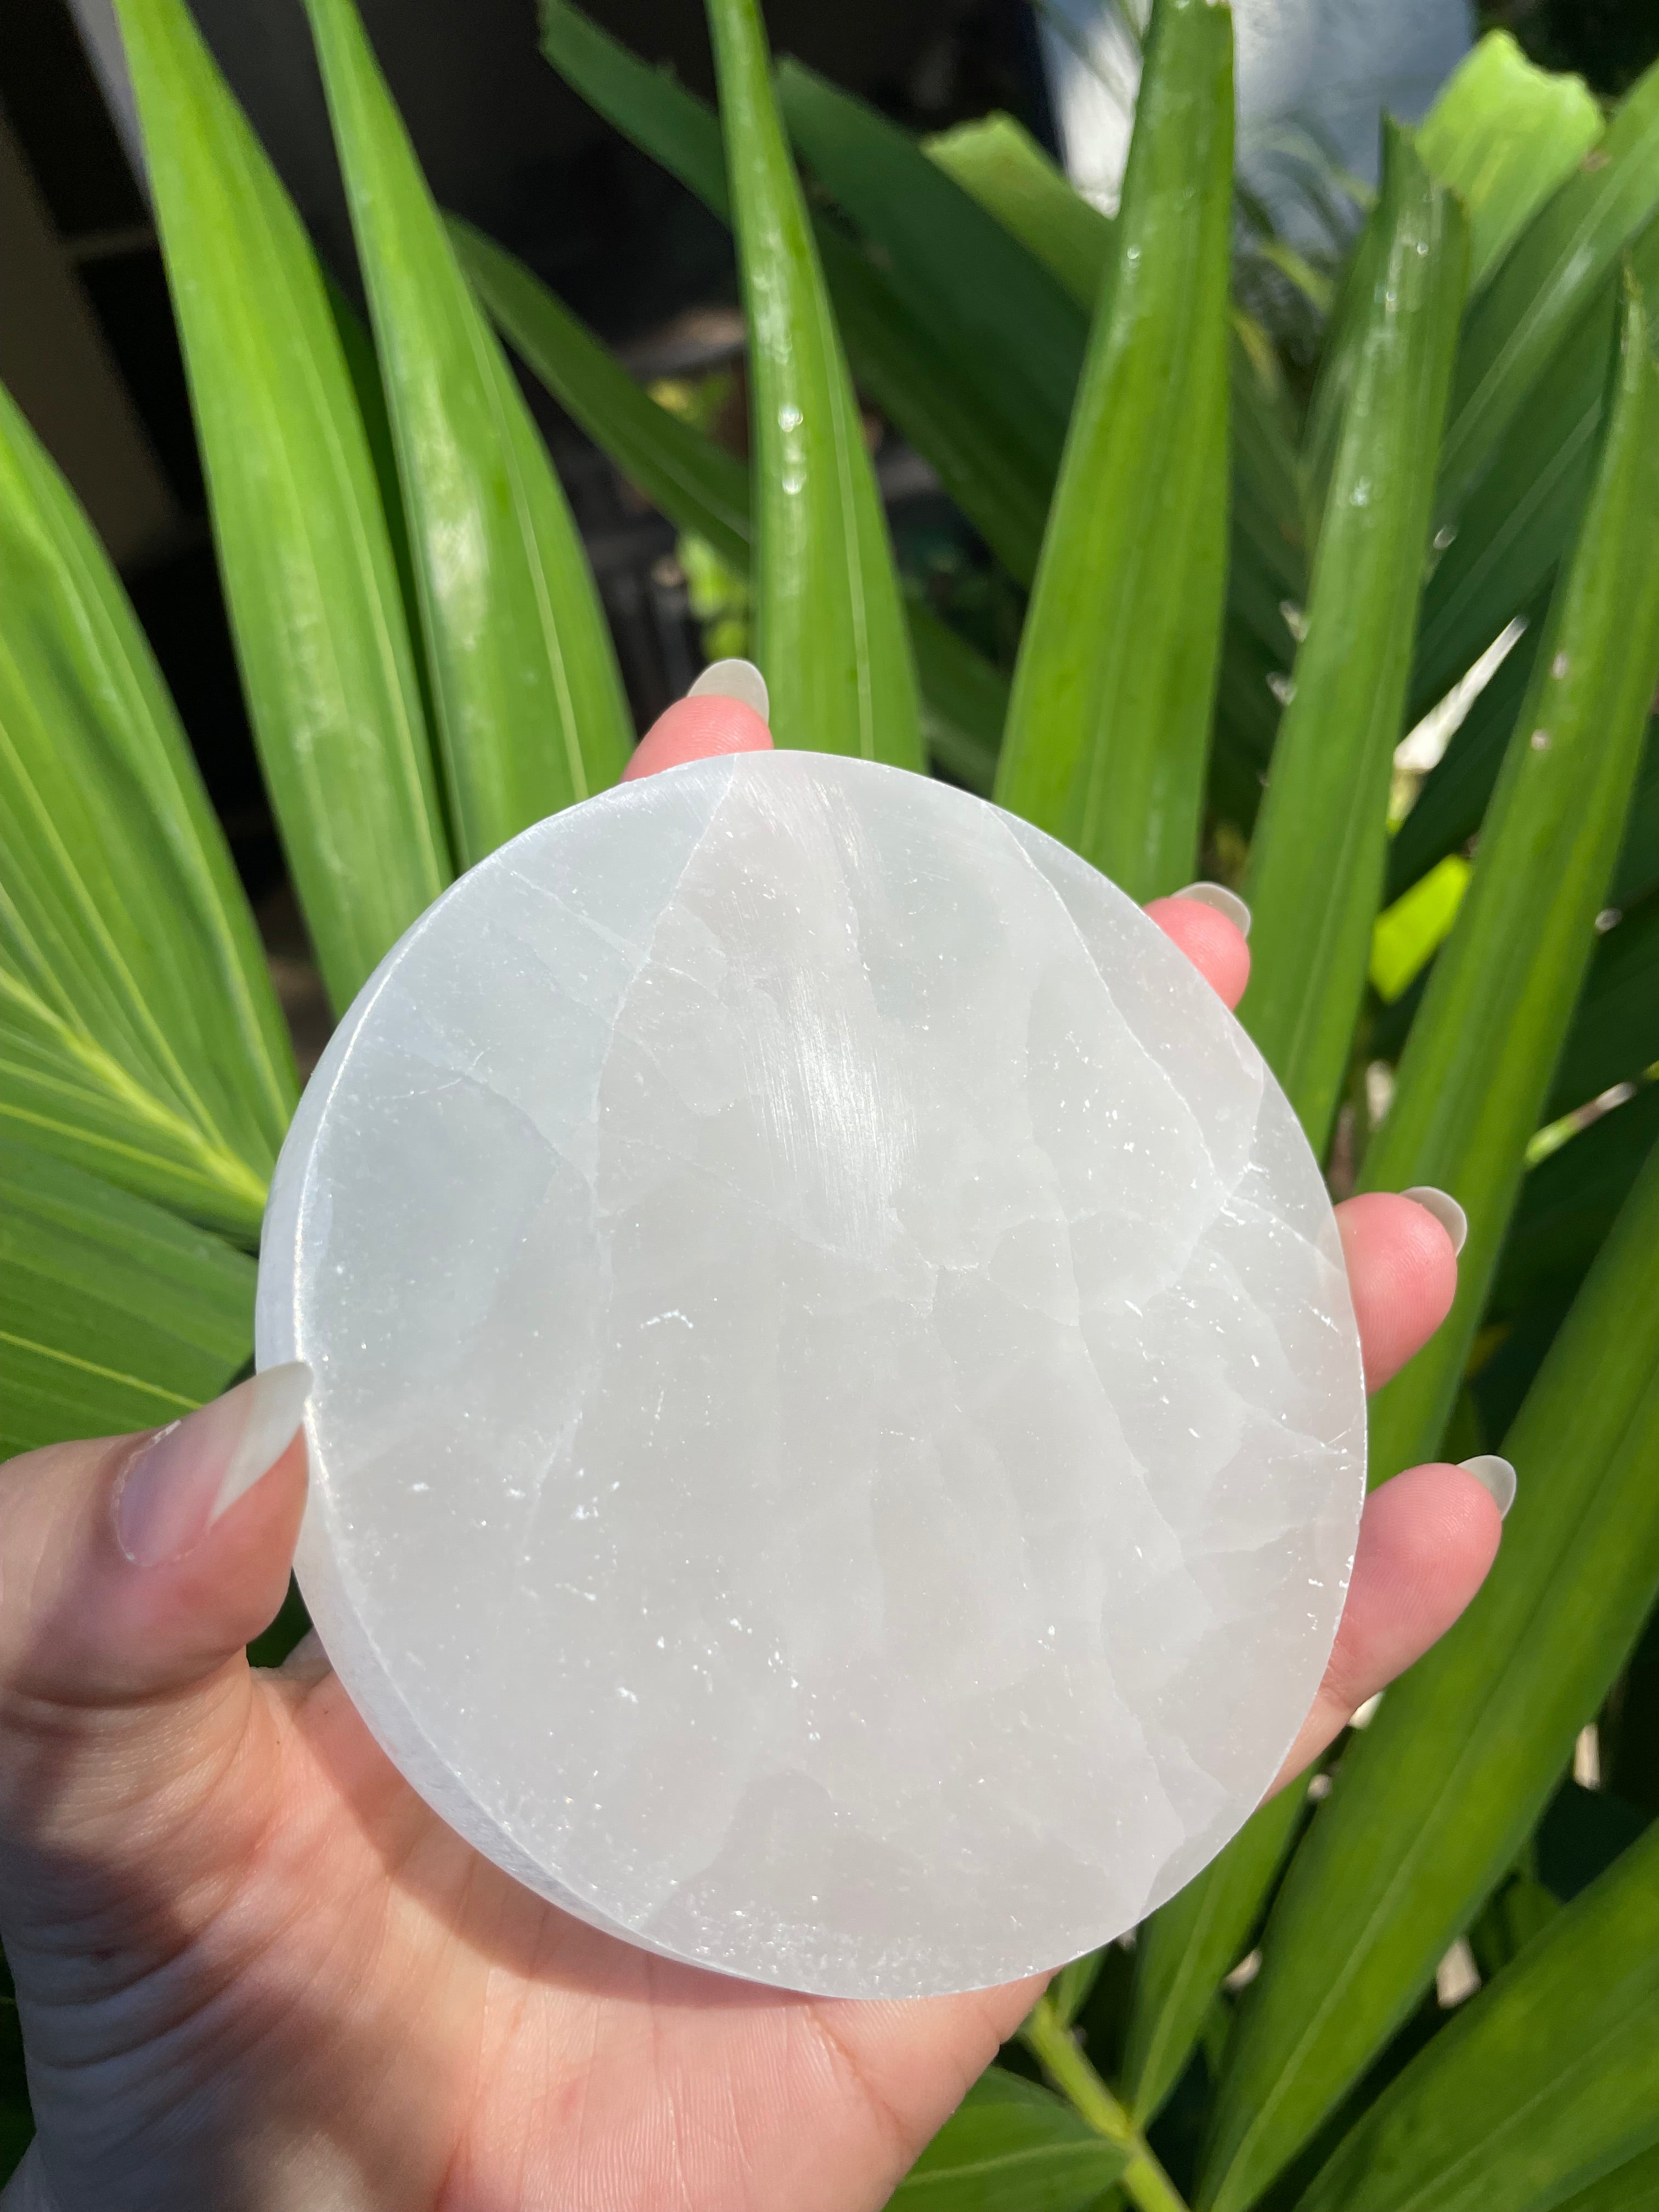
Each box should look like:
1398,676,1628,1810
0,704,1500,2212
25,1649,1020,2212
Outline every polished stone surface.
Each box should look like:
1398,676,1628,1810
256,752,1365,1997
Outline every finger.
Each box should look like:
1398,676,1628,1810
0,1365,309,1882
1336,1191,1461,1391
623,665,774,783
1146,891,1251,1008
1268,1459,1504,1793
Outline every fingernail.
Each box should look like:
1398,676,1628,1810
687,657,769,725
115,1363,312,1568
1174,882,1251,938
1460,1454,1517,1520
1403,1185,1468,1256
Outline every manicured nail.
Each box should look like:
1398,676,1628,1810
1174,882,1251,938
1459,1454,1517,1520
1403,1185,1468,1256
687,657,769,725
115,1363,312,1568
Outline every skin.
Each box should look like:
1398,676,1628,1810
0,700,1500,2212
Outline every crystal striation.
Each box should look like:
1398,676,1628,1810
256,751,1365,1998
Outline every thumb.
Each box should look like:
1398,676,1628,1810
0,1365,309,1887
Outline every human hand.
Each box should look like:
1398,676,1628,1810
0,691,1504,2212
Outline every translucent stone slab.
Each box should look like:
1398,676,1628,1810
256,752,1365,1997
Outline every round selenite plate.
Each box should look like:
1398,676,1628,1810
256,750,1365,1998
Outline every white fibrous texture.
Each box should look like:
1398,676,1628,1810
257,751,1365,1997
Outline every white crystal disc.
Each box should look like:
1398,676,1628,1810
256,751,1365,1997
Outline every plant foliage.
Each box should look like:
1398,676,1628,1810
3,1,1658,2204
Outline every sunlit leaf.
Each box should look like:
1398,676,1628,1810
1239,126,1466,1150
1369,854,1469,1004
305,0,632,865
0,382,291,1242
995,0,1233,901
0,1135,254,1457
1418,30,1603,295
113,0,452,1012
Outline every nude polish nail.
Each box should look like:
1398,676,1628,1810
1403,1185,1469,1255
687,657,770,725
1459,1453,1517,1519
1173,882,1251,938
114,1363,313,1568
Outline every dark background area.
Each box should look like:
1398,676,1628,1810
1483,0,1659,95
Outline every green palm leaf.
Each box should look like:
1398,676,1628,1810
776,61,1083,490
449,215,1003,790
703,0,921,766
1198,1117,1659,2212
926,110,1114,307
1414,55,1659,715
539,0,1053,588
304,0,633,865
0,382,290,1241
1417,31,1604,296
1362,271,1659,1481
1294,1821,1659,2212
1122,1785,1305,2128
113,0,452,1013
994,0,1234,901
1239,126,1466,1149
1,1135,255,1456
891,2068,1130,2210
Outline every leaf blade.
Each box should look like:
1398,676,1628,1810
1198,1134,1659,2212
451,217,1006,785
306,0,632,865
703,0,920,766
1123,1784,1305,2126
113,0,452,1012
777,61,1083,484
891,2068,1130,2211
1417,30,1604,296
1440,54,1659,514
1294,1822,1659,2212
539,0,1053,588
1362,271,1659,1480
925,111,1113,308
0,380,291,1240
0,1135,255,1457
1239,126,1468,1149
994,0,1234,902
